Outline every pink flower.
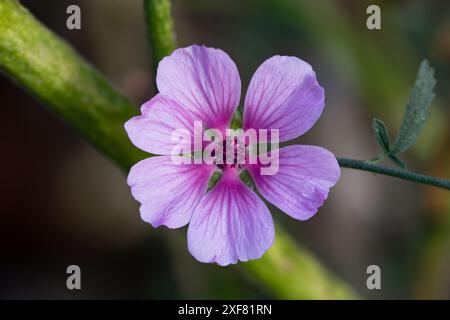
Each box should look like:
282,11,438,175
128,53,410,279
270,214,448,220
125,45,340,266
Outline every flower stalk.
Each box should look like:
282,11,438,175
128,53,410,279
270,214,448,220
338,158,450,190
143,0,176,85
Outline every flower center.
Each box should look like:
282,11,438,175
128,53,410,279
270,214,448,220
212,137,246,171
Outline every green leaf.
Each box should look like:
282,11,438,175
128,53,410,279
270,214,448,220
372,118,391,154
390,59,436,155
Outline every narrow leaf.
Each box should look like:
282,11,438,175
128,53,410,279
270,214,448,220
391,60,436,155
207,171,222,191
239,169,256,190
372,118,391,154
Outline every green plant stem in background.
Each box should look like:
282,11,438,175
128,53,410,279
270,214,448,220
0,0,146,170
243,225,357,299
143,0,176,83
0,0,357,299
338,158,450,190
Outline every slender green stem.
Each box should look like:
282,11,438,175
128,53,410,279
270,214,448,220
338,158,450,190
143,0,176,83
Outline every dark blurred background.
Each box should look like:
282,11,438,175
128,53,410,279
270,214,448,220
0,0,449,299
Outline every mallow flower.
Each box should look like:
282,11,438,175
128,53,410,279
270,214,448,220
125,45,340,266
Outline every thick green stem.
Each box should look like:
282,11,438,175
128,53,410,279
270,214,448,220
338,158,450,190
0,0,357,299
242,225,357,299
143,0,176,81
0,0,146,170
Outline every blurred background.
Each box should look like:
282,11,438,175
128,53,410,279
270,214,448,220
0,0,449,299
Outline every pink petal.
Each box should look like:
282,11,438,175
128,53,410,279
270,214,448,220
243,56,324,142
247,145,340,221
157,45,241,129
128,156,214,229
124,94,200,155
187,170,274,266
